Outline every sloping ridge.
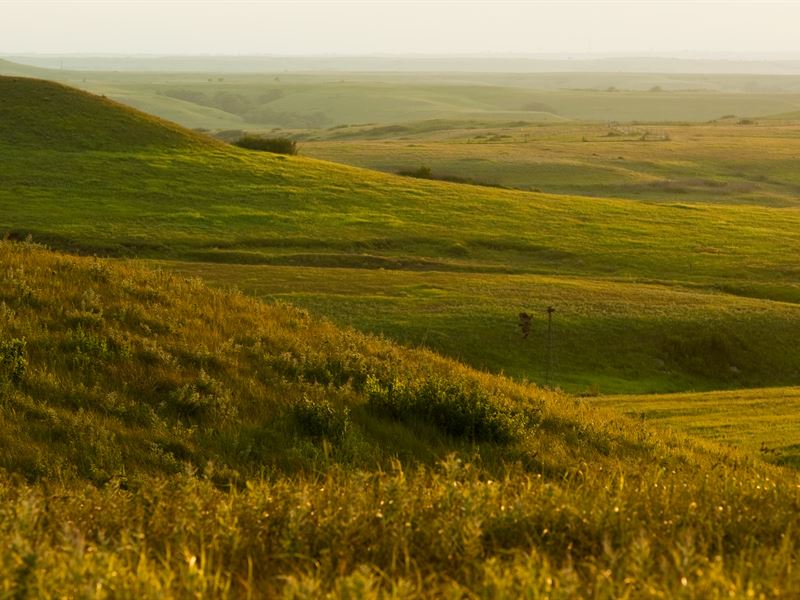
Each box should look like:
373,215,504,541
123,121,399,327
3,240,800,597
0,75,219,151
0,58,65,78
0,239,745,483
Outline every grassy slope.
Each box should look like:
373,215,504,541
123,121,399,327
164,262,800,395
4,76,800,393
3,240,800,597
0,76,215,151
596,387,800,467
0,240,549,483
302,120,800,207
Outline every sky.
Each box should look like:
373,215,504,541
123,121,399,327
2,0,800,57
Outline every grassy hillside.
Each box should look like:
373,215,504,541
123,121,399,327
165,262,800,395
0,240,546,483
3,240,800,597
0,76,214,151
302,120,800,207
596,387,800,468
3,75,800,393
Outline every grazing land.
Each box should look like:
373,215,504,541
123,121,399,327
6,57,800,128
3,61,800,597
301,120,800,207
3,75,800,395
596,387,800,468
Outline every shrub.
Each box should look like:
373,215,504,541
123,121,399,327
366,375,534,444
169,370,235,422
398,165,433,179
397,165,504,189
0,338,26,385
290,395,351,444
233,136,298,155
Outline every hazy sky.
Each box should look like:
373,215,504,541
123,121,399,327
2,0,800,56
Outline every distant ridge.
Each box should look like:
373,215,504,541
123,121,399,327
0,75,217,151
8,54,800,75
0,57,63,78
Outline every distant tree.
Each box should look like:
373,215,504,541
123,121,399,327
233,136,298,155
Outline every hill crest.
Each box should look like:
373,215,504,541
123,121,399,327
0,75,219,151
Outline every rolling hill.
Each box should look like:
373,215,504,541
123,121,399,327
3,75,800,394
301,120,800,208
0,76,215,151
3,72,800,597
2,239,800,596
7,58,800,128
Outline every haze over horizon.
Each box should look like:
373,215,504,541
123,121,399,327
2,0,800,57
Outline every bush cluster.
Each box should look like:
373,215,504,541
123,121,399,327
0,338,26,385
290,394,351,444
366,375,533,443
397,165,504,188
169,370,235,422
233,136,298,155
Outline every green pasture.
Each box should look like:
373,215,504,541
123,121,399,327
162,262,800,394
2,241,800,598
302,120,800,206
3,75,800,394
595,387,800,468
4,66,800,597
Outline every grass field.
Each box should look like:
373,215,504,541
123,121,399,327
4,64,800,597
594,387,800,468
6,58,800,128
301,120,800,207
3,75,800,395
162,262,800,395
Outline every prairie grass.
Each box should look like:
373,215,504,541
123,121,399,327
597,387,800,468
2,240,800,597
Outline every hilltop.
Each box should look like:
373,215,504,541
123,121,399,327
0,76,215,151
2,240,800,596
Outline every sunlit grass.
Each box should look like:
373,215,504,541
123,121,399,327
3,240,800,597
596,387,800,468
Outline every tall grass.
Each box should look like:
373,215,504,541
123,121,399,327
1,240,800,597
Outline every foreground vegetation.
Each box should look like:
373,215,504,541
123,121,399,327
3,240,800,597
